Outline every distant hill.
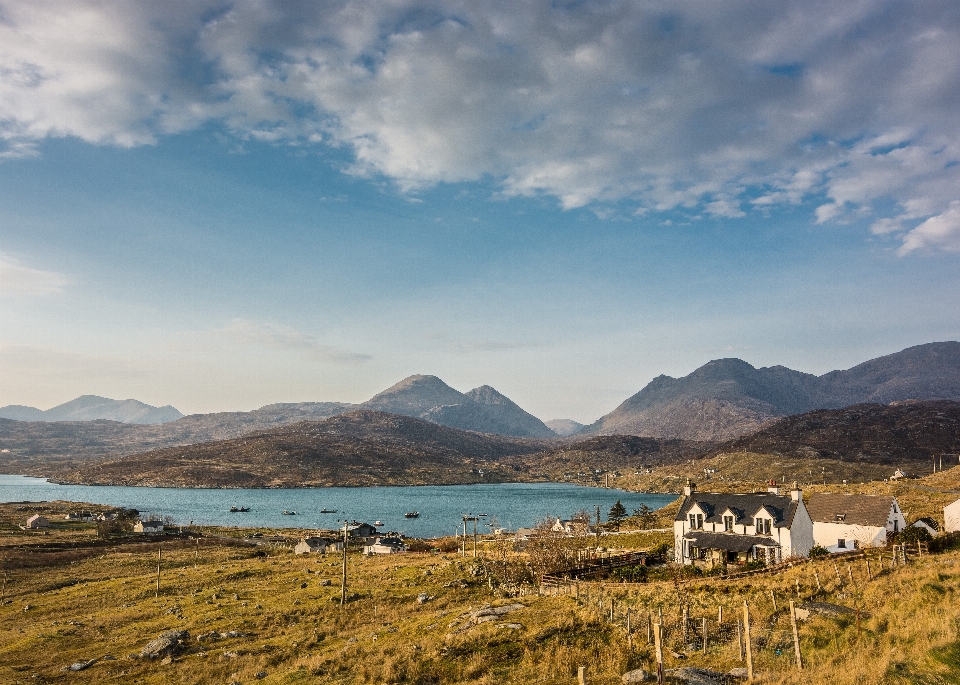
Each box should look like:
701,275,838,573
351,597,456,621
584,341,960,440
545,419,585,437
0,395,183,424
718,400,960,466
362,375,556,438
59,410,555,488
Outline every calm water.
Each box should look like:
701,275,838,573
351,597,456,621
0,475,675,538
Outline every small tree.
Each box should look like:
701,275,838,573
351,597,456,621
633,504,657,530
608,500,627,531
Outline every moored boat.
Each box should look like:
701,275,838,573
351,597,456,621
319,508,337,513
404,511,419,518
282,510,297,515
229,506,250,512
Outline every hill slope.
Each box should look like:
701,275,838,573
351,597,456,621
586,341,960,440
59,410,555,488
0,395,183,424
362,375,555,437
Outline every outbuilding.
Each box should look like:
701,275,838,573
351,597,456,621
294,537,341,554
25,514,50,529
945,498,960,533
133,520,164,534
363,537,406,555
806,493,905,552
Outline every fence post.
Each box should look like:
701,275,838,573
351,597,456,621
682,604,688,643
737,619,744,661
653,622,664,685
743,601,754,681
718,605,723,625
578,666,587,685
814,569,821,592
789,600,803,670
770,589,777,612
627,608,632,650
647,612,652,644
833,561,842,585
866,555,872,580
848,567,854,586
702,617,708,655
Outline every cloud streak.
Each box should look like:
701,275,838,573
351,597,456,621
0,254,70,296
1,1,959,251
215,319,371,365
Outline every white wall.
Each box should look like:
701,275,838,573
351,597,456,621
813,522,886,550
946,499,960,533
786,498,815,558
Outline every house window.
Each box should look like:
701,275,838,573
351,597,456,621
723,515,734,532
689,513,703,529
757,519,771,535
838,539,846,548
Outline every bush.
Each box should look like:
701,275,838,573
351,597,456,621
808,544,829,558
743,559,766,572
895,526,933,545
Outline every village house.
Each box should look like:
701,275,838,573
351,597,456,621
64,511,95,522
806,493,906,552
133,519,164,534
945,498,960,533
25,514,50,529
294,537,342,554
363,537,407,555
345,522,378,539
674,481,814,567
551,517,593,536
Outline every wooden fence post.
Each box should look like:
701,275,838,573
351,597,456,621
743,601,754,681
653,622,664,685
795,578,801,599
789,600,803,670
848,567,854,586
866,555,872,580
647,612,652,644
682,604,688,643
833,561,842,585
814,569,821,592
578,666,587,685
627,608,632,650
737,619,744,661
770,589,777,612
718,605,723,624
702,617,708,655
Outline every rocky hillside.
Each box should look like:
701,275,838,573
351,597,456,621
545,419,585,437
59,410,555,488
362,375,555,437
0,395,183,424
719,400,960,466
585,341,960,440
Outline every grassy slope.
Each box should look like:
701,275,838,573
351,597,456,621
3,486,960,684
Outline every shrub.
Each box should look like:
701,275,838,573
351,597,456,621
808,544,829,558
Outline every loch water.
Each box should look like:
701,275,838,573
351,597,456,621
0,475,676,538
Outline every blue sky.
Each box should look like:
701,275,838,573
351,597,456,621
1,1,959,423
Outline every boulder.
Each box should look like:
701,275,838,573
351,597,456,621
140,630,190,659
63,659,96,672
622,668,653,683
664,667,736,684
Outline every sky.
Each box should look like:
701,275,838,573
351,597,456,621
1,0,959,424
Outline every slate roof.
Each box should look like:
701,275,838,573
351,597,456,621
683,531,781,553
676,492,800,529
805,493,895,527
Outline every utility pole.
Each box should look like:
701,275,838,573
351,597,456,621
473,517,478,558
156,545,162,597
340,521,348,605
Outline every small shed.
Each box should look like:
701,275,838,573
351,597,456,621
911,517,941,537
26,514,50,529
346,522,378,539
294,537,341,554
363,537,406,555
133,520,164,534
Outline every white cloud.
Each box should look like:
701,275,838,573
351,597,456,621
0,254,70,296
1,1,960,252
214,318,371,365
897,202,960,255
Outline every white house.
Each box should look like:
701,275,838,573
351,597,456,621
674,481,814,567
551,517,593,536
911,518,941,537
294,537,341,554
945,498,960,533
133,520,164,534
25,514,50,529
806,493,906,552
363,537,406,555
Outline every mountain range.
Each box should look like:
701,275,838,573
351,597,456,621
0,395,183,424
583,341,960,440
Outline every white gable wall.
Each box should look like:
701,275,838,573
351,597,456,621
946,499,960,533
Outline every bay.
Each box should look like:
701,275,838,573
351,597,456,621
0,475,676,538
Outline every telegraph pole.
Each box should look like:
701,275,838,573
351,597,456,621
340,521,348,605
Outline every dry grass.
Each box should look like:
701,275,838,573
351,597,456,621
2,488,960,684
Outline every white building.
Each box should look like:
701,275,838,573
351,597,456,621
133,520,164,534
294,537,341,554
25,514,50,529
945,498,960,533
806,493,906,552
363,537,406,555
674,482,814,567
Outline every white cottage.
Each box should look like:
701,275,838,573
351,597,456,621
133,520,164,534
25,514,50,529
363,537,406,555
945,498,960,533
806,493,906,552
294,537,341,554
674,482,814,567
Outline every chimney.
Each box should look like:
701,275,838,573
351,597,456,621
790,482,802,502
683,479,696,497
767,479,780,496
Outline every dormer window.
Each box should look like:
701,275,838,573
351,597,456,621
834,513,846,522
757,518,771,535
689,513,703,529
723,515,734,532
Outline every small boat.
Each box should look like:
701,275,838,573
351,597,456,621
319,508,337,514
229,506,250,513
282,510,297,515
374,520,383,527
404,511,419,518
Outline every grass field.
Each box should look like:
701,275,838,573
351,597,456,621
2,468,959,684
